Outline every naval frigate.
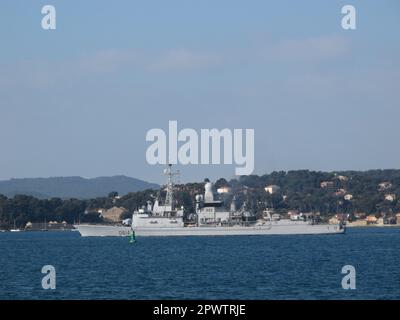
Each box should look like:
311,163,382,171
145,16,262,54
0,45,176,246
74,165,345,237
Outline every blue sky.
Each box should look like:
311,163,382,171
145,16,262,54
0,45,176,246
0,1,399,184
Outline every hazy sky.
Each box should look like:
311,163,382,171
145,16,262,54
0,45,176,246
0,0,399,184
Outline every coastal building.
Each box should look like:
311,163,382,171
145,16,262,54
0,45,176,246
344,194,353,201
334,188,347,196
377,217,385,226
335,175,349,182
378,182,392,191
329,216,340,225
320,181,334,188
396,213,400,225
264,185,280,194
25,221,72,230
384,194,396,202
354,212,366,219
217,186,231,194
289,213,302,221
112,195,122,204
329,213,347,225
366,215,378,225
287,210,299,217
100,206,128,222
347,220,367,227
272,213,281,221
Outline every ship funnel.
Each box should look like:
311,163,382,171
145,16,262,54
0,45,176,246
204,182,214,203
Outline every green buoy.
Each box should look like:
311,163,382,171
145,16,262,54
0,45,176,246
129,229,136,243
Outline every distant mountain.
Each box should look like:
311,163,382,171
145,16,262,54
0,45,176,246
0,176,159,199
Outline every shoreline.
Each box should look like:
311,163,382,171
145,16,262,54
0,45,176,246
345,224,400,228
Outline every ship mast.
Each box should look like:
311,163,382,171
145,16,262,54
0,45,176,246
164,164,179,214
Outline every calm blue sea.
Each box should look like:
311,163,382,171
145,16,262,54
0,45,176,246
1,227,400,300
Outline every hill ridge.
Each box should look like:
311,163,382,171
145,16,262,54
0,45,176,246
0,176,159,199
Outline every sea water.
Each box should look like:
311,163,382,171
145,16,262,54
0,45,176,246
1,227,399,300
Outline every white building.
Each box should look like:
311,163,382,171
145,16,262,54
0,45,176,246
320,181,334,188
264,185,281,194
335,188,347,196
344,194,353,201
378,182,392,191
217,186,231,194
385,194,396,202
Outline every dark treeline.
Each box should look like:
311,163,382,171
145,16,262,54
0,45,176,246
0,190,156,229
1,169,400,229
227,169,400,216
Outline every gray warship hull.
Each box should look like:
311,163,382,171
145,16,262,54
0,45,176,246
74,222,345,237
